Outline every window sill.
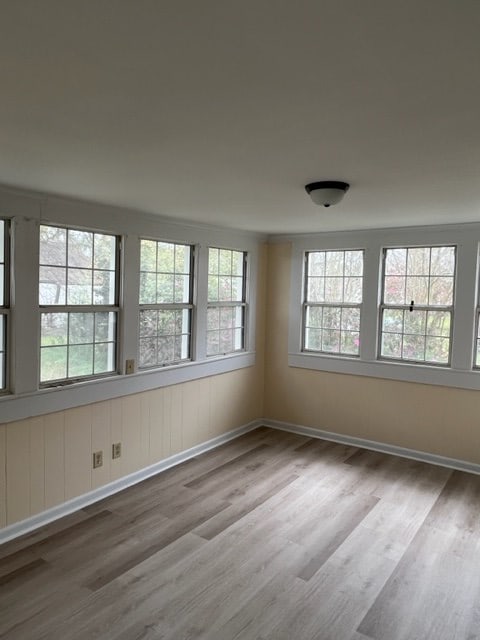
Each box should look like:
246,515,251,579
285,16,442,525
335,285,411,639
0,351,256,423
288,352,480,391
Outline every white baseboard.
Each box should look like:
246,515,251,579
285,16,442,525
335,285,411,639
3,416,480,544
261,418,480,476
0,420,262,545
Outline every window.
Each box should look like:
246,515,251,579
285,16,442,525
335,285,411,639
303,250,363,356
379,246,455,365
39,225,119,383
139,239,193,368
207,248,246,356
0,219,8,390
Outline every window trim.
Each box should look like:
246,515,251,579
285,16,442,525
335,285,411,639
286,223,480,391
138,238,195,370
378,244,456,367
302,249,364,358
206,247,248,357
38,223,121,386
0,217,10,392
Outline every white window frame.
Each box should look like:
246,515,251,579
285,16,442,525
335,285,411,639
378,245,456,367
138,238,195,369
0,218,10,392
206,247,248,357
285,223,480,391
38,224,121,386
302,249,364,358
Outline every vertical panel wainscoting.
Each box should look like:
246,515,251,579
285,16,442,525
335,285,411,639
0,365,264,537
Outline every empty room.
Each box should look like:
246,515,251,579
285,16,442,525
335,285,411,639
1,1,480,639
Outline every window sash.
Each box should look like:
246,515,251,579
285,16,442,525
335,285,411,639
379,245,456,366
138,303,193,368
39,226,120,385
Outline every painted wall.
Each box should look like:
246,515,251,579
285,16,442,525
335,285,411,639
264,242,480,465
0,246,266,530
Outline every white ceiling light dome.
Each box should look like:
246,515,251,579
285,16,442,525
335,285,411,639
305,181,350,207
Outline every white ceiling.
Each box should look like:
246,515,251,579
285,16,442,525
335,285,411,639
1,1,480,234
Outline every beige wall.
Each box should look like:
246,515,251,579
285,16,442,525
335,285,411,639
264,242,480,465
0,246,266,530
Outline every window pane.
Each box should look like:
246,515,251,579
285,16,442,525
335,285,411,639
429,277,453,306
207,331,220,356
68,344,94,377
425,337,450,364
175,244,191,274
384,276,406,304
344,251,363,276
406,276,429,306
158,336,175,363
94,270,116,305
41,313,68,346
219,276,233,301
324,277,343,303
140,240,157,272
41,346,67,382
219,250,233,275
95,312,116,342
40,225,66,266
140,272,156,304
139,310,157,337
381,332,402,358
407,247,430,275
307,277,324,303
343,276,362,303
207,307,220,331
94,343,115,374
157,242,175,273
382,309,403,333
341,307,361,331
232,251,244,277
68,230,93,268
426,311,450,337
341,331,360,355
231,277,244,302
402,334,425,361
174,275,190,304
404,310,426,336
431,246,455,276
139,337,157,367
322,329,340,353
93,234,116,270
208,248,219,274
308,252,325,277
385,248,406,275
157,273,174,303
39,266,66,305
325,251,344,276
323,306,341,329
67,268,92,305
305,328,322,351
306,306,322,328
69,313,94,344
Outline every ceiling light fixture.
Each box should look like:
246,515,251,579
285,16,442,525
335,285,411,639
305,181,350,207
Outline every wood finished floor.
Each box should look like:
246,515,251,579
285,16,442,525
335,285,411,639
1,426,480,640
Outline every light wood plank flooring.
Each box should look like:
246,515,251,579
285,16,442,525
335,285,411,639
1,426,480,640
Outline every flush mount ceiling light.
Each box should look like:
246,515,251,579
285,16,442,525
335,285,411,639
305,181,350,207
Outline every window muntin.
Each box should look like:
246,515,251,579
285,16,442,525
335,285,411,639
0,219,8,389
139,239,193,368
379,246,455,365
39,225,119,383
303,250,363,356
207,248,246,356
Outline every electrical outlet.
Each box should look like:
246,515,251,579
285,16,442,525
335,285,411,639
93,451,103,469
125,359,135,374
112,442,122,459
